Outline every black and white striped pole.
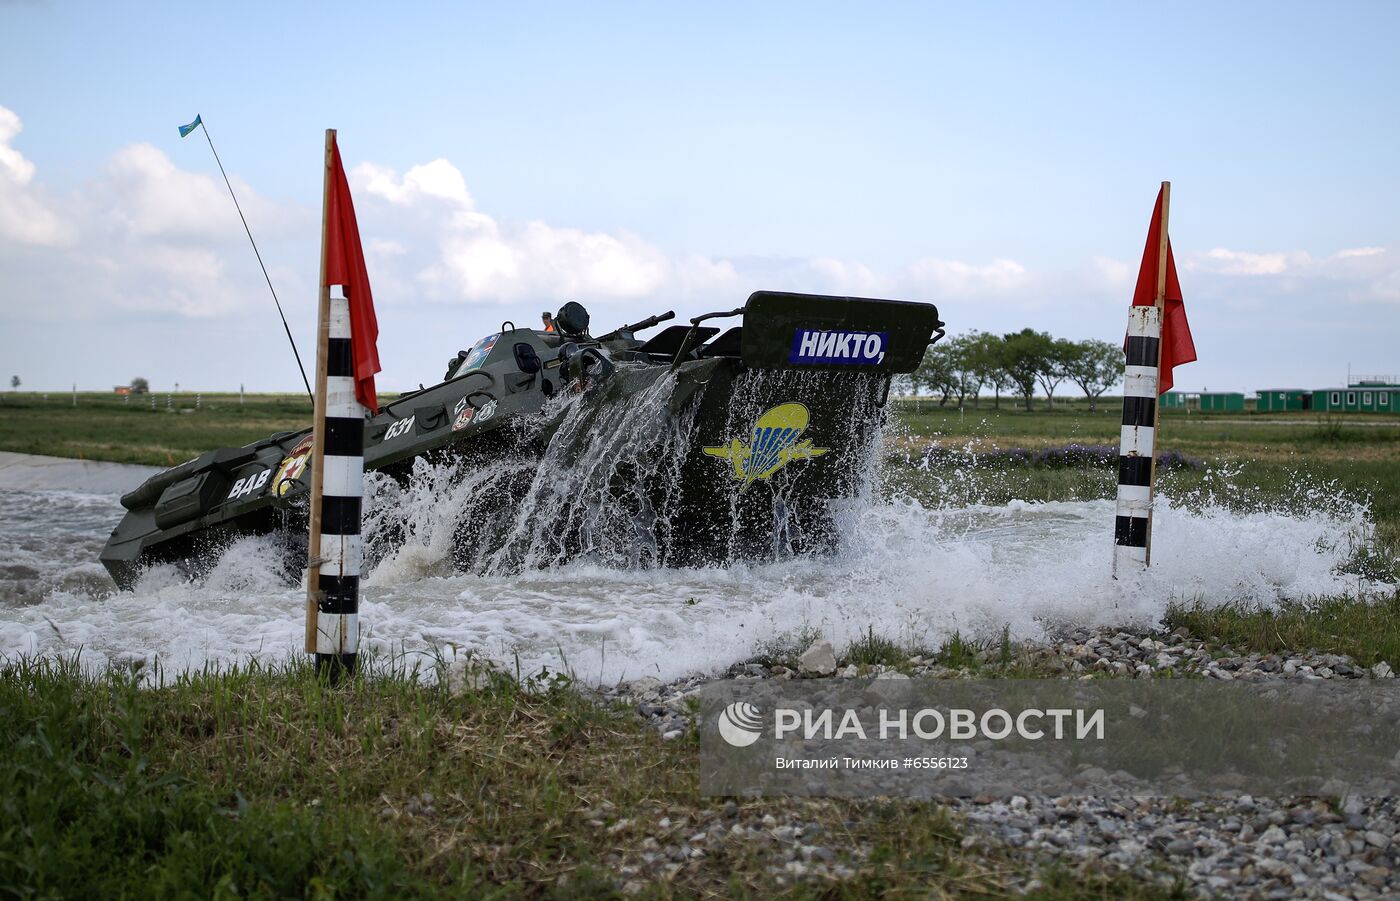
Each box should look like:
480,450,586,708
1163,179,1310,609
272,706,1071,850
305,129,362,679
1115,305,1160,573
1114,181,1170,576
305,291,363,677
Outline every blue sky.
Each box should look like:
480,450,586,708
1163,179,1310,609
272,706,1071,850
2,1,1397,393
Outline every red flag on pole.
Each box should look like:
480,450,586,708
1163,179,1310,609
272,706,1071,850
323,136,381,413
1131,186,1196,394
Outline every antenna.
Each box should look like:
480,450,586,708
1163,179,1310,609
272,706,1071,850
181,114,314,404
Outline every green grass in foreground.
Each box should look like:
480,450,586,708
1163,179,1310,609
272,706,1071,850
1164,594,1400,668
0,657,1180,899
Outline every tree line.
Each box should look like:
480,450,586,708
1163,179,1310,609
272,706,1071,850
910,329,1122,411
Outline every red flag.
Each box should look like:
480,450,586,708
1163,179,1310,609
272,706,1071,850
1131,186,1196,394
324,136,381,413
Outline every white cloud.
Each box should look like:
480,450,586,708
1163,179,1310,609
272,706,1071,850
0,117,305,322
1185,245,1399,305
367,238,408,257
1335,246,1385,260
93,142,274,242
0,106,36,183
906,257,1028,296
1197,247,1296,276
0,105,72,247
434,219,672,302
1090,255,1135,288
1366,267,1400,302
806,258,884,296
356,158,704,304
672,254,742,296
350,158,1049,313
356,159,473,207
77,145,306,318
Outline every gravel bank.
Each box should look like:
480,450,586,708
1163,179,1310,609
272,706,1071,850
594,626,1400,898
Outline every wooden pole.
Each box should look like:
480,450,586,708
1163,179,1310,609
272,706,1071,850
1144,181,1170,567
305,129,336,653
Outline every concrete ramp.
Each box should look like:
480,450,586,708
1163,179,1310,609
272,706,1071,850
0,452,162,495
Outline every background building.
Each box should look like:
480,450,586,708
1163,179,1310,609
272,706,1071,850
1163,378,1400,414
1162,391,1246,411
1255,389,1313,412
1311,381,1399,413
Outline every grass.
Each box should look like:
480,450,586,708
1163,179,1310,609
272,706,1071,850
842,626,913,669
1163,594,1400,668
0,391,313,466
0,655,1179,899
746,627,825,671
740,624,1072,681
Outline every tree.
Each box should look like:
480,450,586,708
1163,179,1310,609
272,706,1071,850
943,333,986,408
1000,329,1054,411
963,332,1004,409
130,377,149,394
1035,338,1078,410
9,376,17,391
970,332,1015,409
915,333,1002,409
913,342,956,405
1063,339,1122,412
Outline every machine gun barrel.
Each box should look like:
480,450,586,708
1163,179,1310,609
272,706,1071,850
602,310,675,340
624,310,675,332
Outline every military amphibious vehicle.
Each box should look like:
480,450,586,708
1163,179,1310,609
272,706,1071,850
100,291,943,589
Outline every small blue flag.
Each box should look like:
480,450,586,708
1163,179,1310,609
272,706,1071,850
178,115,202,138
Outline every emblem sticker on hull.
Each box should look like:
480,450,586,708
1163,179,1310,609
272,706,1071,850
269,434,314,497
789,329,887,366
702,402,829,491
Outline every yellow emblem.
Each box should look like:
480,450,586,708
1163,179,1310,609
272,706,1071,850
702,402,829,491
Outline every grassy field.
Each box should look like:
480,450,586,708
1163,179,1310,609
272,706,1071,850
0,391,315,467
0,656,1175,899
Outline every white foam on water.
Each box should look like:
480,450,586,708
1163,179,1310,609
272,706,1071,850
0,475,1386,683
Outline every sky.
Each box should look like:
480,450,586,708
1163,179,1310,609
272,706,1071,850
1,0,1397,395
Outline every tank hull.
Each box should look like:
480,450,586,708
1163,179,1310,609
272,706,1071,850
100,291,942,588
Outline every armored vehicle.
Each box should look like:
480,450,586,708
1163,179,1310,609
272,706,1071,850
100,291,943,588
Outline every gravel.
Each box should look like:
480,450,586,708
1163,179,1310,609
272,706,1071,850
587,625,1400,897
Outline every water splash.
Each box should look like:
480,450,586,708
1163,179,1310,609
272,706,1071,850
486,368,707,572
0,392,1392,682
363,367,889,576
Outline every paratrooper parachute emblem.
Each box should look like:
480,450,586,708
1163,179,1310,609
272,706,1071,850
702,402,828,491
